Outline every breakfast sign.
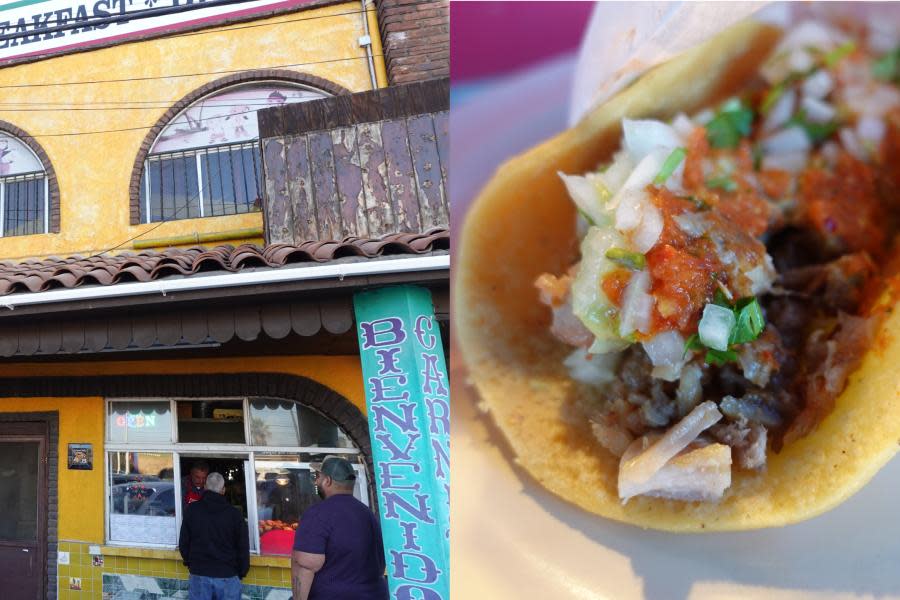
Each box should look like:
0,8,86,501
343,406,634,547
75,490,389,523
355,285,449,600
0,0,316,65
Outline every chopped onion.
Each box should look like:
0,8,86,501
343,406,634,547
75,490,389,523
762,126,812,155
619,441,731,502
589,336,629,355
698,304,735,352
559,172,612,228
856,116,886,147
622,119,682,162
631,201,663,254
571,227,628,350
619,270,653,338
778,20,844,54
693,108,714,126
618,401,724,487
820,141,841,165
839,127,867,161
597,150,635,195
802,69,834,100
801,96,836,124
676,364,704,417
673,212,710,238
642,331,687,381
788,48,814,73
564,347,622,387
613,150,667,252
614,188,645,231
840,85,900,120
763,88,796,133
671,113,695,138
868,17,900,54
746,254,776,296
761,151,808,173
613,147,670,204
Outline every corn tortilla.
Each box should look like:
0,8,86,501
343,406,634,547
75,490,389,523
455,20,900,531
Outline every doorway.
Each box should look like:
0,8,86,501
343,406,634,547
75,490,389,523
0,421,47,600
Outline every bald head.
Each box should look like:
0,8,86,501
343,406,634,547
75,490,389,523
205,472,225,494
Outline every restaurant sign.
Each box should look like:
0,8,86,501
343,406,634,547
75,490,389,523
0,0,315,65
354,285,449,600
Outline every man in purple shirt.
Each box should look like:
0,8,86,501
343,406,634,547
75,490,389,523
291,456,388,600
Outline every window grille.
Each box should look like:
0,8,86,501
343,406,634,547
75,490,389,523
0,171,48,237
140,141,263,223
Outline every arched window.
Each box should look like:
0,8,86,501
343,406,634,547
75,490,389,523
0,131,50,236
139,83,327,223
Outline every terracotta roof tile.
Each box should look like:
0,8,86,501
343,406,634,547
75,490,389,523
0,228,448,297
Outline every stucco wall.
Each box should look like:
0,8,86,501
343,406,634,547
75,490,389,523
0,1,378,261
0,354,366,542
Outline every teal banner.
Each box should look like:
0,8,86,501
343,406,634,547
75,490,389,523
354,285,449,600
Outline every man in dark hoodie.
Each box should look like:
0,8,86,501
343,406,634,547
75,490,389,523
179,472,250,600
291,456,388,600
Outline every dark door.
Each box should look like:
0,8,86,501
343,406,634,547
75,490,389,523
0,422,46,600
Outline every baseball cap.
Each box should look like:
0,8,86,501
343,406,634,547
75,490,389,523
310,455,357,482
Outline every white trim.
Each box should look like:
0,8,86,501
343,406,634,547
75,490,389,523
245,455,259,553
242,396,251,446
196,152,206,218
0,180,5,238
104,450,110,548
252,446,359,455
173,450,182,546
144,159,151,224
43,177,48,234
103,541,177,551
104,444,361,455
0,254,449,309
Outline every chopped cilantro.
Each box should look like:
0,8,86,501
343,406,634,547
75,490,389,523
705,98,754,149
682,333,704,359
706,176,738,192
730,297,765,345
824,41,856,67
605,248,646,271
684,195,710,210
760,83,786,116
654,147,687,185
752,143,764,171
712,288,731,307
578,208,597,227
705,348,739,366
873,48,900,82
683,295,766,365
789,110,839,143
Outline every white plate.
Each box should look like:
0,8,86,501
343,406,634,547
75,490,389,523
450,57,900,600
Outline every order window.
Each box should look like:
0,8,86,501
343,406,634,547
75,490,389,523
103,397,367,553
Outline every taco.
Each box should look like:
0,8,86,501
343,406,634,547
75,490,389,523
456,16,900,531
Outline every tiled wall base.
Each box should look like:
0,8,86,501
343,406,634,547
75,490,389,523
101,574,291,599
57,541,290,599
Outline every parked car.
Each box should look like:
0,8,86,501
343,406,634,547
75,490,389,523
111,481,175,516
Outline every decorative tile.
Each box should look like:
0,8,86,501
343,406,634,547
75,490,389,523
101,573,288,600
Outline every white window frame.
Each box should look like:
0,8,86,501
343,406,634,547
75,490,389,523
142,141,262,224
0,171,49,237
104,396,365,552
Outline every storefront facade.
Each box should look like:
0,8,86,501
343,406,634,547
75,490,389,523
1,357,375,598
0,0,450,598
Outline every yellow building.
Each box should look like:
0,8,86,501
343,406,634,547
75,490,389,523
0,0,450,598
